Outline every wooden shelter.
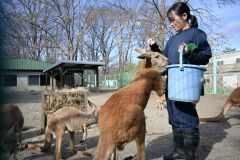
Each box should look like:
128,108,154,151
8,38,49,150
43,60,105,90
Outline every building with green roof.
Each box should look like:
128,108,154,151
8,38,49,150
0,58,53,91
0,58,105,91
0,58,52,71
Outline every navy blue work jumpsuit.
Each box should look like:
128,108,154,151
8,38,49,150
151,27,212,132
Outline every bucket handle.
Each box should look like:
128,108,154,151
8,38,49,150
179,46,184,71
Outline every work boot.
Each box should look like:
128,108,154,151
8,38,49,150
183,129,200,160
163,127,185,160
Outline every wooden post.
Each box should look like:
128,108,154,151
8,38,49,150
81,71,84,86
96,68,99,88
45,72,48,91
60,66,64,89
41,92,47,133
51,77,54,91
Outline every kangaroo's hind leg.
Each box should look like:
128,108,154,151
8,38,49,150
69,131,77,155
135,120,146,160
55,129,65,160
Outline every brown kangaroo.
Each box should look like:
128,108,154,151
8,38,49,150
93,48,167,160
200,87,240,122
26,100,99,160
0,104,24,160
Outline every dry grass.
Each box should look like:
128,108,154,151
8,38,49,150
43,87,89,114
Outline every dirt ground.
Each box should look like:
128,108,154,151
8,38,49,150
4,91,240,160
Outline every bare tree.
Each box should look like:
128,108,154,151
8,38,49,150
84,6,122,73
2,0,51,60
44,0,97,60
114,0,239,54
2,0,239,67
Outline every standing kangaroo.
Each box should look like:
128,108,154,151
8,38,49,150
26,100,99,160
0,104,24,160
93,48,167,160
200,87,240,122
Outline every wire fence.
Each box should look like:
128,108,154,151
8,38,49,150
85,70,240,96
86,71,136,89
204,71,240,96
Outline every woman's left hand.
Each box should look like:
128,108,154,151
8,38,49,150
178,43,189,55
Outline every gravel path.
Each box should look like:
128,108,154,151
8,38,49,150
4,91,240,160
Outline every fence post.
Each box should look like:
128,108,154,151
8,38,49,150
213,55,217,94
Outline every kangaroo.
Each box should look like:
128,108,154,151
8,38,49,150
200,87,240,122
93,48,167,160
0,104,24,160
155,94,166,110
26,100,99,160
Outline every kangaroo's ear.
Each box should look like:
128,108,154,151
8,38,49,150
137,53,148,59
135,48,151,59
135,48,147,54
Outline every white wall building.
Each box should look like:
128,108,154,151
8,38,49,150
205,51,240,94
0,58,53,91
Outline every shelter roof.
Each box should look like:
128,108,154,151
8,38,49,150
43,60,105,73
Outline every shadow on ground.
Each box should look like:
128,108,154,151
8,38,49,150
0,91,42,104
19,128,99,160
146,120,231,160
18,116,238,160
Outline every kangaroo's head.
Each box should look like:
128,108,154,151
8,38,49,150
135,48,166,97
88,100,100,116
135,48,168,68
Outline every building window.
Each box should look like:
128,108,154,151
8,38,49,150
217,61,223,66
28,75,39,85
236,58,240,64
40,75,50,86
4,75,17,86
0,74,3,86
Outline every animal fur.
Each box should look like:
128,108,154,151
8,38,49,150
93,48,167,160
200,87,240,122
0,104,24,160
26,100,99,160
155,95,166,110
155,74,167,110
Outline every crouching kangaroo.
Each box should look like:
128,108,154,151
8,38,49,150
200,87,240,122
0,104,24,160
26,100,99,160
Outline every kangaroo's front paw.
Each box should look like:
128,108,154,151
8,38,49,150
77,151,92,157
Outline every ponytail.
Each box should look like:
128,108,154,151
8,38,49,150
190,15,198,28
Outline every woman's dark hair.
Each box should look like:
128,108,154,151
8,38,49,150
167,2,198,28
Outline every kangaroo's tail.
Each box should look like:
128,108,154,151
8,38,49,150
200,102,232,122
200,110,224,122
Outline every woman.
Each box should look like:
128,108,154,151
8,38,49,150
148,2,212,160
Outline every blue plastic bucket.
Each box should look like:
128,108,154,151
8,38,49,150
166,47,206,103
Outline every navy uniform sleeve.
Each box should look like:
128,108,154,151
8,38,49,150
150,43,167,57
150,43,161,53
184,30,212,65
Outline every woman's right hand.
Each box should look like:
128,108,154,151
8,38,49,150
178,42,189,55
147,38,155,45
